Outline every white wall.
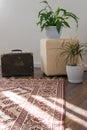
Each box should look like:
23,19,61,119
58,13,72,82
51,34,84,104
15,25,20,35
0,0,87,67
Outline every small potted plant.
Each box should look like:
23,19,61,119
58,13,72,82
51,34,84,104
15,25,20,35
59,40,87,83
37,1,79,38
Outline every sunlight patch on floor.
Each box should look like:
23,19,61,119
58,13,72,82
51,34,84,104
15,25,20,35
2,90,87,129
66,101,87,128
65,128,72,130
2,91,27,108
66,101,87,118
51,98,65,105
0,110,10,120
0,110,11,129
66,111,87,128
2,91,63,129
32,95,64,113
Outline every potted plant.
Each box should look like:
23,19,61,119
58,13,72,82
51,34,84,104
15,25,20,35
37,0,79,38
59,40,87,83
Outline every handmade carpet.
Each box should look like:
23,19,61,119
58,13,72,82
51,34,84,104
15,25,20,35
0,77,65,130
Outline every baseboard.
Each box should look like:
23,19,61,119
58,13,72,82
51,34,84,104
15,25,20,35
34,62,41,68
0,63,87,71
84,65,87,71
34,64,87,71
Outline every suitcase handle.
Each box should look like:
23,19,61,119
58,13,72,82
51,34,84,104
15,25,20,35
11,49,22,53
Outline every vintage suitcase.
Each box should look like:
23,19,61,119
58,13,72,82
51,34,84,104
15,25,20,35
1,50,34,77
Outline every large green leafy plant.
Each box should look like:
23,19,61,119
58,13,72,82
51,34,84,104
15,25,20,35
37,1,79,33
60,41,87,65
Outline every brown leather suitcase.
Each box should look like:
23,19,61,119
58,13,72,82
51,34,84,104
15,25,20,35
1,50,34,77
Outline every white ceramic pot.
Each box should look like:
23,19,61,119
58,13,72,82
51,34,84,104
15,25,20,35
45,26,62,39
66,65,84,83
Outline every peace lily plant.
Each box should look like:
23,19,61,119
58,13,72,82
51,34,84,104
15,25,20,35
37,0,79,36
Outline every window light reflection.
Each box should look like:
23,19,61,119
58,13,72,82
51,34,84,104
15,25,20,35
2,91,63,129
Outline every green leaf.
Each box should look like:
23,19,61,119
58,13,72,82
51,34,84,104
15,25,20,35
56,21,62,33
66,12,79,27
62,21,70,28
37,1,79,33
41,1,48,4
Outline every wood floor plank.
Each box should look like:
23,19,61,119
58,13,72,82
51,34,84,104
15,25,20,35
33,68,87,130
0,67,87,130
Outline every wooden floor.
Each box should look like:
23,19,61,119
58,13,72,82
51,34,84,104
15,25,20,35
0,68,87,130
34,68,87,130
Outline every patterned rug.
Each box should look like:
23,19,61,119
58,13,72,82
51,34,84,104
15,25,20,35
0,77,65,130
